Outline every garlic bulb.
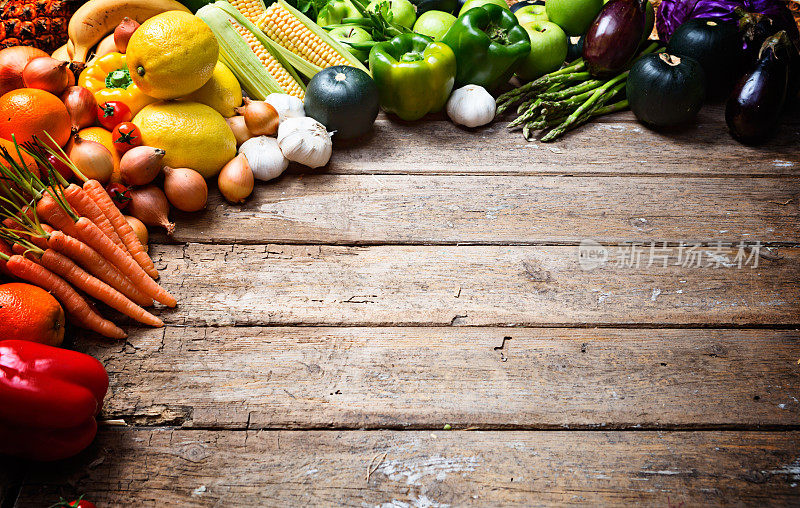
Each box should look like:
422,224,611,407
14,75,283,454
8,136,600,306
265,93,305,122
277,117,332,169
239,136,288,181
446,85,496,128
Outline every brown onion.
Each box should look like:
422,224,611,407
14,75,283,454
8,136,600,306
119,146,165,186
22,56,73,95
0,46,49,96
128,185,174,235
163,166,208,212
114,17,141,53
67,134,114,183
225,115,254,146
60,86,97,130
234,98,279,136
124,215,148,246
218,154,254,204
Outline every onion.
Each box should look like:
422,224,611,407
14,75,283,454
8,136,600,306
114,17,141,53
226,115,254,146
217,153,254,204
128,185,174,235
61,86,97,130
163,166,208,212
22,56,74,95
119,146,166,186
0,46,49,96
67,134,114,183
234,98,279,136
124,215,148,246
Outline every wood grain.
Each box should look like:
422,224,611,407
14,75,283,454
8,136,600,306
157,175,800,245
84,326,800,429
16,429,800,507
145,244,800,327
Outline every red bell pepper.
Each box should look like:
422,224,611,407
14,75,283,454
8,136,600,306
0,340,108,461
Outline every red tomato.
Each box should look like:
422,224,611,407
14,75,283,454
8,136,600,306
96,101,131,131
106,182,131,210
112,122,142,154
69,501,97,508
41,153,74,182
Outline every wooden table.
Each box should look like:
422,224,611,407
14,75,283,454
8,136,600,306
3,106,800,506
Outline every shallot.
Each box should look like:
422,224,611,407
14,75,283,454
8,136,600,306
128,185,174,235
22,56,74,94
119,146,166,186
0,46,48,96
226,115,254,146
114,17,141,53
217,154,254,204
235,98,279,136
125,215,148,246
163,166,208,212
60,86,97,130
67,134,114,183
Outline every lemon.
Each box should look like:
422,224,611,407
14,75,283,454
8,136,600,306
126,11,219,100
133,101,236,178
184,61,242,117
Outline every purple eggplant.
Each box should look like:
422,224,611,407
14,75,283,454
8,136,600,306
725,31,791,144
583,0,647,77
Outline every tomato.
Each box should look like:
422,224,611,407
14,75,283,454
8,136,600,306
41,153,74,182
106,183,131,210
112,122,142,154
96,101,132,131
69,501,97,508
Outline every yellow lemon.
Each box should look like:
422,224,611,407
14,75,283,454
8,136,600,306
184,61,242,117
126,11,218,100
133,101,236,178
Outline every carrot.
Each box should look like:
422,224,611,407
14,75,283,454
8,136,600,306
47,230,153,308
5,254,126,339
2,218,47,250
62,184,125,250
38,249,163,328
83,180,159,280
36,193,80,237
72,217,176,307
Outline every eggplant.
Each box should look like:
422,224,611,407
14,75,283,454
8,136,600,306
666,18,743,98
566,35,585,62
725,32,791,145
582,0,646,77
627,53,706,128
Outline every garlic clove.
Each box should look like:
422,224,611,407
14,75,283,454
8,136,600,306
446,84,497,128
277,117,332,169
239,136,288,182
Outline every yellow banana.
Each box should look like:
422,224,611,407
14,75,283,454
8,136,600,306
68,0,191,62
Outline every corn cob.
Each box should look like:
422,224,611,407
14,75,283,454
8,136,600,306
197,2,306,99
224,0,267,25
258,0,369,74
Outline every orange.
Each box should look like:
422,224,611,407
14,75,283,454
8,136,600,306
77,126,122,182
0,88,71,148
0,282,65,346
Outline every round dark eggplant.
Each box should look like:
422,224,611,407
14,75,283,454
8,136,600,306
666,18,743,98
725,32,790,144
566,35,585,62
627,53,706,128
509,0,544,13
582,0,646,77
413,0,458,15
304,66,380,141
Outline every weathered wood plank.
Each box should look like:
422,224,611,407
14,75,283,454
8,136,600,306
158,175,800,245
15,429,800,507
84,327,800,429
319,114,800,176
146,244,800,327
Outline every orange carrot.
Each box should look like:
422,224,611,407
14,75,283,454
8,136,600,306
62,184,125,250
47,231,153,308
36,193,80,237
2,218,48,250
38,249,163,328
72,217,176,307
5,254,126,339
83,180,159,280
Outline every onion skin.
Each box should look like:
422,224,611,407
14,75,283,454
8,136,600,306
218,154,254,204
114,17,141,54
0,46,49,96
124,215,148,246
22,56,74,95
61,86,97,130
119,146,166,186
226,115,254,146
67,134,114,184
583,0,646,77
235,98,279,136
128,185,175,235
163,166,208,212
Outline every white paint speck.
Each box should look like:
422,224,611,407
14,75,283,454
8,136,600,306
192,486,206,496
650,288,661,301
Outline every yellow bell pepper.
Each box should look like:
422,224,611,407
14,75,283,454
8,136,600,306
79,52,156,115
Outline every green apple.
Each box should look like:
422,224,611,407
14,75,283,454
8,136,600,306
329,26,373,61
516,20,568,81
458,0,509,17
367,0,417,28
413,10,457,41
514,4,547,27
545,0,603,36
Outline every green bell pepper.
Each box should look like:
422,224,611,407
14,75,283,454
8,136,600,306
441,3,530,90
317,0,363,26
368,33,456,121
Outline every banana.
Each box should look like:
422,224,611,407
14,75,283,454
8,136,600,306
52,44,70,61
68,0,191,62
